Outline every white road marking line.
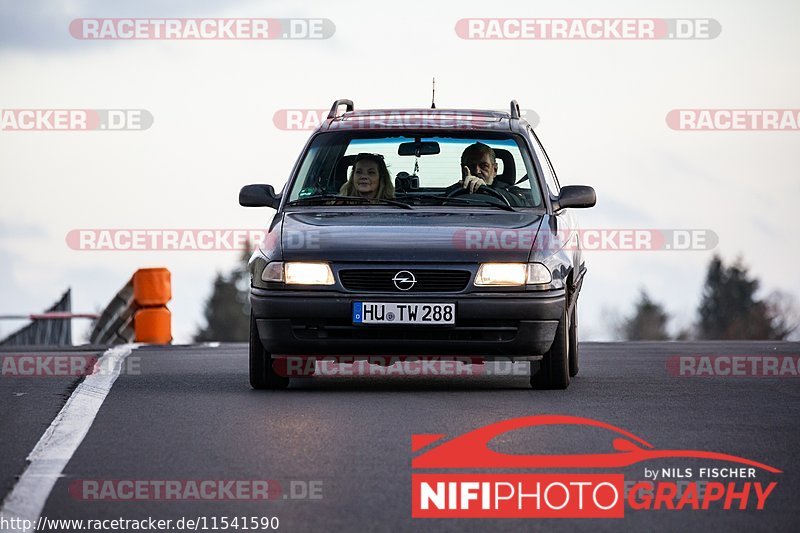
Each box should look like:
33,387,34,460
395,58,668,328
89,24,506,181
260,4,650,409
0,345,135,533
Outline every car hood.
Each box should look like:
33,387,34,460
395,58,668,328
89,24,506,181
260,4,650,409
279,209,544,262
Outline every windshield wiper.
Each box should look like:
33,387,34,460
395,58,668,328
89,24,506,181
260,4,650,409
287,194,413,210
398,194,517,212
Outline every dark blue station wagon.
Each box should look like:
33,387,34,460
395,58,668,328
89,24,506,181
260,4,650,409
240,99,596,390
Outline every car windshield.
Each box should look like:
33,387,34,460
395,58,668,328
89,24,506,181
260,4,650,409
286,132,544,209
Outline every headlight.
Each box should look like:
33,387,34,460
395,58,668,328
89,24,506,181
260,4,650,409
474,263,552,286
475,263,527,286
260,261,335,285
284,262,334,285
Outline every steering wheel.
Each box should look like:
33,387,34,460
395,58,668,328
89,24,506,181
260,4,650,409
445,184,512,207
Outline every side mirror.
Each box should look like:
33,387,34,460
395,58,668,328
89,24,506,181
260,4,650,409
556,185,596,210
239,184,280,209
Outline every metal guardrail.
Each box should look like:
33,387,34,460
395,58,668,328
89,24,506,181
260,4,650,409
0,290,76,346
88,279,136,345
1,268,171,347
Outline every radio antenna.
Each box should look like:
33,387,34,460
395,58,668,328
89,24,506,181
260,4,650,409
430,77,436,109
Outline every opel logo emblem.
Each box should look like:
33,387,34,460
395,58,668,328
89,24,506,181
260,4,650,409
392,270,416,291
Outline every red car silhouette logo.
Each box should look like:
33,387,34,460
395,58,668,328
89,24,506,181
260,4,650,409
412,415,781,473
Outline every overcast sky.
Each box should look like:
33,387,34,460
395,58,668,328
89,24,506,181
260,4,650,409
1,0,798,342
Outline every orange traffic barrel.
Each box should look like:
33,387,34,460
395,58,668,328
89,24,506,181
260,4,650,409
134,307,172,344
133,268,171,307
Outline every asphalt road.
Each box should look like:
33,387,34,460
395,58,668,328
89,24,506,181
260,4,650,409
2,341,799,532
0,347,106,499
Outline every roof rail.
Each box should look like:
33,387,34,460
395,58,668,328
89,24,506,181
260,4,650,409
510,100,521,119
327,99,354,119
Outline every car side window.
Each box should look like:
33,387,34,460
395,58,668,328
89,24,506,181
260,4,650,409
528,126,560,197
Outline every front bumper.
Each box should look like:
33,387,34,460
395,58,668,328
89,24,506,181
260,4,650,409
251,289,565,357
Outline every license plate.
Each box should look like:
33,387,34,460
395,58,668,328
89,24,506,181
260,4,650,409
353,302,455,325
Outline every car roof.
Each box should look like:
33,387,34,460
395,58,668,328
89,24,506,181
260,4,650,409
316,100,532,134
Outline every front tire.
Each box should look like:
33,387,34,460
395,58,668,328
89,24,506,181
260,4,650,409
531,307,570,390
249,313,289,390
568,300,579,377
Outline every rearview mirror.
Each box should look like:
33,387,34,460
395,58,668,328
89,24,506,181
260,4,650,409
555,185,596,210
239,184,281,209
398,141,440,157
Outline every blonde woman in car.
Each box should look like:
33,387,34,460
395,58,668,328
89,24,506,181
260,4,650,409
339,153,395,200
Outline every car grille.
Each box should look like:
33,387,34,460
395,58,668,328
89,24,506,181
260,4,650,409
339,269,471,292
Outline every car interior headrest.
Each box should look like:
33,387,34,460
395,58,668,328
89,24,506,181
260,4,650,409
332,154,357,192
493,148,516,186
